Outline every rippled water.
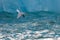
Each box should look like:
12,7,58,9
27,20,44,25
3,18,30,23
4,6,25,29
0,11,60,40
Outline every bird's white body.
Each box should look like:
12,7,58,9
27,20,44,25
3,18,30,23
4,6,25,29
16,9,24,19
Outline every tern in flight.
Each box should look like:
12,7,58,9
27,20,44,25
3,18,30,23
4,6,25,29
16,9,25,19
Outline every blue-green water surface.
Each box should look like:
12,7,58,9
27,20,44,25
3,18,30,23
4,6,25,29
0,11,60,40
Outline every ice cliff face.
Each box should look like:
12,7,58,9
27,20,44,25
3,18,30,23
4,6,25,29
0,0,60,13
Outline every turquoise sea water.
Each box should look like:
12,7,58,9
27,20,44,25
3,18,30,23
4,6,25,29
0,11,60,40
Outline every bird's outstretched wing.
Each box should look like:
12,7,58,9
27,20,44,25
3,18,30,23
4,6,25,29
16,9,24,19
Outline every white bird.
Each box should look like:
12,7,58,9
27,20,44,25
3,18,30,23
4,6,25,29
16,9,24,19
